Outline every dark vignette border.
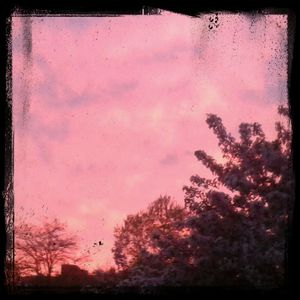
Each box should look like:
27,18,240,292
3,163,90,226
0,0,297,299
1,2,14,298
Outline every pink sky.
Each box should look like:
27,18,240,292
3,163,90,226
12,11,288,272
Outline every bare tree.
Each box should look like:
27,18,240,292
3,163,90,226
15,218,79,277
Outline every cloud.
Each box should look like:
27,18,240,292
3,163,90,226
106,80,139,98
13,13,288,270
160,153,179,166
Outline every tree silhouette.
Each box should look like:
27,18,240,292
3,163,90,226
182,105,293,286
15,218,79,278
112,196,197,289
112,196,188,272
112,105,293,288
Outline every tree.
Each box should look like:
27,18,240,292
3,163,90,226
15,218,80,278
182,105,293,286
111,105,293,288
112,196,190,287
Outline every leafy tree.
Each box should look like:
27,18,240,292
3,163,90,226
112,196,187,269
112,105,293,289
110,105,292,289
182,105,293,286
15,218,80,278
112,195,190,286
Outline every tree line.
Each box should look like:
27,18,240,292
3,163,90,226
13,105,293,291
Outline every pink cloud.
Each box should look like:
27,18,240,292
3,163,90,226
12,12,288,271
